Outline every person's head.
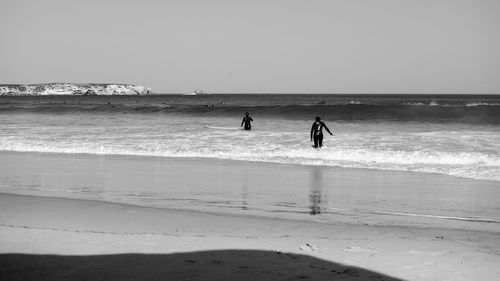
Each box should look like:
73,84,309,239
315,116,321,122
245,112,249,116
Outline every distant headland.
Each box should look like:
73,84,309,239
0,83,152,96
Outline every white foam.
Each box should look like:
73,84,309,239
375,211,500,223
2,138,499,182
466,102,500,107
1,115,499,182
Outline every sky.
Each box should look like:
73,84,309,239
1,0,499,94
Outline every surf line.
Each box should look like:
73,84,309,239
375,211,500,223
203,125,243,130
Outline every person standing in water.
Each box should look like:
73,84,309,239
241,112,254,130
310,116,333,148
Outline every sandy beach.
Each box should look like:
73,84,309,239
2,0,500,279
1,152,499,280
2,193,500,281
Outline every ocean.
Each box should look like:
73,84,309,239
1,94,499,182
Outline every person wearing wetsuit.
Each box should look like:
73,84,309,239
310,116,333,148
241,112,254,130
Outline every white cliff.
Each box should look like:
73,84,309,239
0,83,152,96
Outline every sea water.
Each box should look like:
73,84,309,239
1,94,499,181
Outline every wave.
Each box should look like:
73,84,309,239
405,102,500,107
1,102,500,124
466,102,500,107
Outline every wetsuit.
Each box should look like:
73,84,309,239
241,116,253,130
310,121,332,148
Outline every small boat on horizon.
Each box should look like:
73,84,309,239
184,89,208,95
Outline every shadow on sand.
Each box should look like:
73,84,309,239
0,250,402,281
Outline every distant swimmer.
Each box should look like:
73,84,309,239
241,112,254,130
310,116,333,148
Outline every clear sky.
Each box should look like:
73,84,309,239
1,0,499,94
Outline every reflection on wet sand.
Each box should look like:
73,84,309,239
242,184,248,211
309,167,327,215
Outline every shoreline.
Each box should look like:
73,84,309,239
2,190,498,233
2,189,499,237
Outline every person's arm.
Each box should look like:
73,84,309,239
323,122,333,135
250,117,253,121
310,124,314,140
241,117,245,127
